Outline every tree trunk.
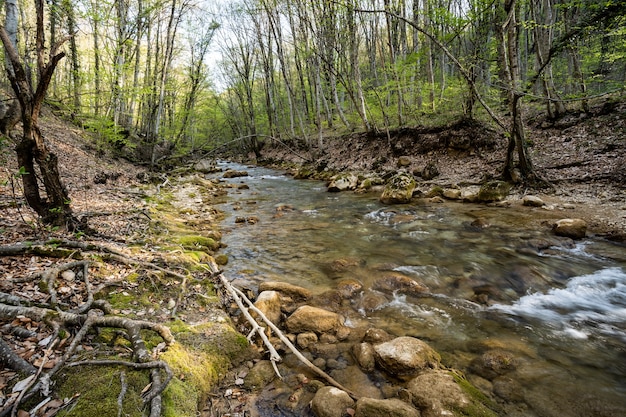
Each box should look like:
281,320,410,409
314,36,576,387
1,0,74,228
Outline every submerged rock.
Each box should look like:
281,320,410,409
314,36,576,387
372,272,429,297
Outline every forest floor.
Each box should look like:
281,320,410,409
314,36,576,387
0,98,625,415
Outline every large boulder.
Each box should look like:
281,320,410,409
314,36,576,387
311,386,355,417
407,370,472,417
374,336,441,380
285,305,344,334
476,180,511,203
372,272,429,297
380,173,417,204
552,218,587,239
354,397,420,417
328,173,359,192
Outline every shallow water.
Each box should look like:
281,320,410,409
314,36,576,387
213,162,626,417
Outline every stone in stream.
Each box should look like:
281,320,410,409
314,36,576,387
374,336,441,380
372,272,429,297
407,369,493,417
328,173,359,192
310,386,355,417
285,305,344,334
476,180,511,203
354,397,420,417
258,281,312,301
552,218,587,239
523,195,546,207
380,172,417,204
252,290,282,325
352,342,376,372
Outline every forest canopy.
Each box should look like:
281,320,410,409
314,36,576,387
0,0,624,164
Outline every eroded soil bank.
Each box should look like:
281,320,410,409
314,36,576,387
252,101,626,239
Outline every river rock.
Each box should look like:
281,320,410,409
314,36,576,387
311,386,355,417
352,342,376,371
421,161,440,180
296,331,318,349
330,365,383,399
372,272,429,297
374,336,441,379
193,159,219,173
469,349,518,380
258,281,312,301
336,279,364,298
493,375,525,402
523,195,545,207
253,291,282,326
243,360,276,389
357,291,389,312
363,327,392,344
443,188,462,200
354,397,420,417
476,180,511,202
397,156,412,167
380,173,417,204
328,173,359,192
286,305,344,334
407,369,471,416
222,169,249,178
552,218,587,239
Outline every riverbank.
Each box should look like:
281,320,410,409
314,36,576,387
253,100,626,241
1,99,624,416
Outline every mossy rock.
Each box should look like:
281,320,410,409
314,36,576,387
476,181,511,203
175,235,220,251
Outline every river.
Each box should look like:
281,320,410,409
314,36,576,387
212,162,626,417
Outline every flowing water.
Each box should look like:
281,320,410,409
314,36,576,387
212,162,626,417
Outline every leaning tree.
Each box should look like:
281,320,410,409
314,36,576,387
0,0,75,228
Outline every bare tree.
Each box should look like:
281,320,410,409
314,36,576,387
1,0,75,227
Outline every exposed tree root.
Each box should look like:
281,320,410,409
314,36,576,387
0,239,177,416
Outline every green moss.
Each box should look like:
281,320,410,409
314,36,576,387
56,366,149,417
107,292,135,309
451,372,501,417
214,254,229,265
175,235,219,251
162,377,199,417
426,186,444,197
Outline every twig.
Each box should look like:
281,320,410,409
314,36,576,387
203,261,360,399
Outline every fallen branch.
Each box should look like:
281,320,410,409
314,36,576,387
203,260,360,400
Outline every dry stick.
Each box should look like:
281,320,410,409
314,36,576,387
205,265,282,378
204,261,359,399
